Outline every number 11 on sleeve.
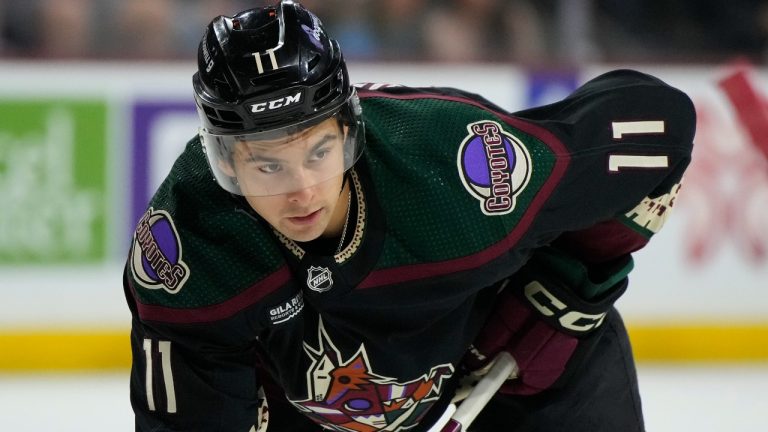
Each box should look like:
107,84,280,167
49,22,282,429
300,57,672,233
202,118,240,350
609,121,669,172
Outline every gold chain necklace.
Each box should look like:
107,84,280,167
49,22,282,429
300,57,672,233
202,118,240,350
335,184,353,254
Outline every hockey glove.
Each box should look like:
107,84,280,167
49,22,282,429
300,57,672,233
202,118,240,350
462,246,632,395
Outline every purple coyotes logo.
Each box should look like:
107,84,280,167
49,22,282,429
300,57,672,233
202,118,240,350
130,207,190,293
457,120,532,215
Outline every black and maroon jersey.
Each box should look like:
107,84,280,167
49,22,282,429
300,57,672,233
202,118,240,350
124,69,695,431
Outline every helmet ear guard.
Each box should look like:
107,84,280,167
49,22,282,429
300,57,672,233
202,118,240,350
192,1,364,196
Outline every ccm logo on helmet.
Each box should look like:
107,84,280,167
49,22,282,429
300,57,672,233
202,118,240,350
251,92,303,113
524,281,606,333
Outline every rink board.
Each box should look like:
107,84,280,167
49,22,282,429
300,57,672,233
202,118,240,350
0,62,767,369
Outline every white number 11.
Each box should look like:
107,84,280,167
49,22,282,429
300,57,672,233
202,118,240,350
143,338,177,413
609,121,669,172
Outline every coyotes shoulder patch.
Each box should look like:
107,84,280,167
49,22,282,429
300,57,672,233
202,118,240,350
457,120,532,215
130,207,190,294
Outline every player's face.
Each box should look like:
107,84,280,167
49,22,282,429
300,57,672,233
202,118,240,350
232,118,348,242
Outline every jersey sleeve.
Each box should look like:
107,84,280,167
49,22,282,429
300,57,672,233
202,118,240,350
516,69,696,262
124,266,264,431
122,139,302,431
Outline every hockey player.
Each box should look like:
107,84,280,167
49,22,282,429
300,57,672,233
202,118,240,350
123,1,696,431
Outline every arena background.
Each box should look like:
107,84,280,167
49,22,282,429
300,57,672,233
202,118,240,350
1,61,766,369
0,0,767,430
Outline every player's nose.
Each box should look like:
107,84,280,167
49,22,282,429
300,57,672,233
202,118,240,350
284,169,316,203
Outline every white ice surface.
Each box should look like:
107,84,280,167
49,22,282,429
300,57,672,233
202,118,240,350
0,364,766,431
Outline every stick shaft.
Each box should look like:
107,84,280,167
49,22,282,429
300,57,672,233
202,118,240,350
438,352,518,432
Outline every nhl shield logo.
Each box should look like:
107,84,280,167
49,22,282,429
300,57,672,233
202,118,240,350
306,266,334,293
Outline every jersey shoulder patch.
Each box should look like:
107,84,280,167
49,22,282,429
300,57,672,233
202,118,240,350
456,119,533,216
130,206,190,294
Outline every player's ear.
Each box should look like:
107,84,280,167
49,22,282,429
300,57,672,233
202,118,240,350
218,158,236,178
342,124,354,167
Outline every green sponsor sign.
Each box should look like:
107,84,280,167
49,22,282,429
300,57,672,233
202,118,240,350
0,100,108,263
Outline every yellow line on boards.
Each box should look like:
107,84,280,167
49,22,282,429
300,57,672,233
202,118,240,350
0,330,131,371
1,324,767,371
627,323,768,362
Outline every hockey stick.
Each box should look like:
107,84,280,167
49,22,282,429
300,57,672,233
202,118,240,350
427,351,519,432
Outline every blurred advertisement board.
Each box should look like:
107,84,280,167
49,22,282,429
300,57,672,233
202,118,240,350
0,100,108,263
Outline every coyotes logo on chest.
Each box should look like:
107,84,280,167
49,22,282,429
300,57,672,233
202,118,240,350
289,320,454,431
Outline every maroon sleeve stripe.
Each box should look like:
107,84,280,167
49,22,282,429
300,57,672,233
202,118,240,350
135,266,292,324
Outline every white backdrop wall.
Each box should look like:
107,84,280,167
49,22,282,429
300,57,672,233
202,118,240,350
0,61,766,329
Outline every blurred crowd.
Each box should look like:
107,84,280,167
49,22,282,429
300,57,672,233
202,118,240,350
1,0,767,65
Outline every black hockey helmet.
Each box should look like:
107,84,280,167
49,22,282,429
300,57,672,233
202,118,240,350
193,0,364,196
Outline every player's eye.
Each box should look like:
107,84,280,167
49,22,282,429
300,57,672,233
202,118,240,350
308,147,330,162
258,163,282,174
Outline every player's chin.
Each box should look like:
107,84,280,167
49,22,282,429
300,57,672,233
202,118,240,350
280,220,327,243
288,231,323,243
